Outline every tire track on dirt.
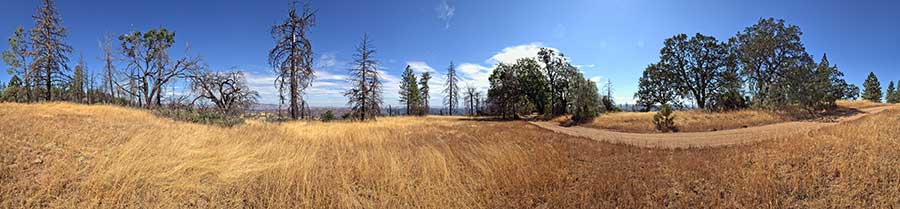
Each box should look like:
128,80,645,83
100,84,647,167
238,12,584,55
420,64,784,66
530,106,895,148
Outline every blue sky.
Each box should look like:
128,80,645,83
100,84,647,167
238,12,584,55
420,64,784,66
2,0,899,107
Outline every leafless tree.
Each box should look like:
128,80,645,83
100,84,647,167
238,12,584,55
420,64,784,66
344,34,382,121
463,84,478,116
269,1,317,120
188,68,259,115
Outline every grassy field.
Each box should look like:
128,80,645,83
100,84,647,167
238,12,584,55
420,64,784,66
1,102,899,208
578,100,886,133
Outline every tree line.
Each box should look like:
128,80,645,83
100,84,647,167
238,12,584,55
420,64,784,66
634,18,897,114
483,48,606,123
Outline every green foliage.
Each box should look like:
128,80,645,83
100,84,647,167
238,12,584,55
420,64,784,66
843,84,861,100
657,33,729,109
154,108,244,127
2,75,26,102
732,18,809,108
320,110,336,122
635,64,678,111
399,65,422,115
653,103,677,132
418,72,431,115
487,63,526,118
568,75,601,123
886,81,897,104
516,59,550,115
862,72,882,103
709,67,748,111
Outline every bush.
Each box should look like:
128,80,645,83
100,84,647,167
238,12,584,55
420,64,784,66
653,104,677,132
154,108,244,127
320,110,336,122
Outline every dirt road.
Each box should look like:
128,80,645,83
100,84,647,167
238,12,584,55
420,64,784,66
530,106,895,148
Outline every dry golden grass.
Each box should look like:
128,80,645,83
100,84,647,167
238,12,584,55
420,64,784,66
1,102,898,208
581,100,887,133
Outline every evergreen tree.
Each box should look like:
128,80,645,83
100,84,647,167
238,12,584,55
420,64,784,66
862,72,882,103
70,56,86,103
3,75,25,102
418,72,431,115
443,62,459,115
886,81,897,103
398,65,421,115
344,34,382,121
30,0,73,101
2,26,32,102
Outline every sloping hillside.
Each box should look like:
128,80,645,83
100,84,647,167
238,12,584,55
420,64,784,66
1,102,899,208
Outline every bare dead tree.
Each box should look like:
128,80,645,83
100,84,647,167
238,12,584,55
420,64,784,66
269,1,317,120
344,34,382,121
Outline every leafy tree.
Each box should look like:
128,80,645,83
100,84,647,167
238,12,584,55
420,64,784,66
443,62,459,115
516,58,550,115
731,18,810,107
568,73,601,123
344,34,382,121
537,48,572,115
862,72,882,103
635,63,678,111
269,1,317,119
118,27,201,108
188,69,259,115
709,63,747,111
399,65,421,115
30,0,73,101
657,33,728,109
886,81,897,103
418,72,431,115
2,26,32,102
487,63,523,119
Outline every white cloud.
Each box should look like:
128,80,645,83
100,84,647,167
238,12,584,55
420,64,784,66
406,61,437,73
487,42,558,64
457,63,491,90
436,0,455,29
589,76,602,83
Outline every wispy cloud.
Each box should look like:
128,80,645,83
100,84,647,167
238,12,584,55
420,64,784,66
406,61,437,73
436,0,455,29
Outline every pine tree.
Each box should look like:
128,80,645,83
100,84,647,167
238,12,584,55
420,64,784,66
418,72,431,115
886,81,897,103
862,72,882,103
344,34,382,121
443,62,459,115
2,26,33,102
398,65,420,115
71,56,86,103
30,0,73,101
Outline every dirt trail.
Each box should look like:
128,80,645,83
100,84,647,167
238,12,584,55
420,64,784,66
530,106,895,148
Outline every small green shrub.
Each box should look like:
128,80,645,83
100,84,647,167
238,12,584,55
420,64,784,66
320,111,336,122
653,104,677,132
154,108,244,127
